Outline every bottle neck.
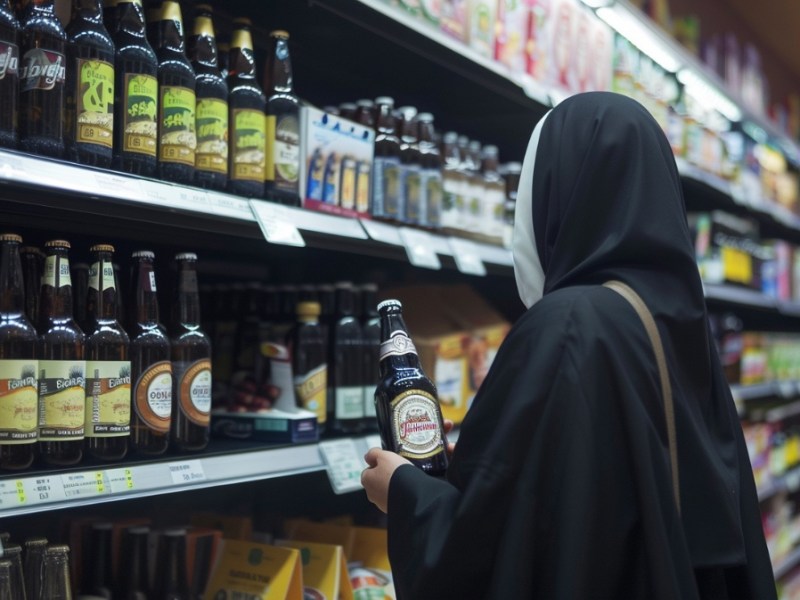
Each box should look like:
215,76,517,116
87,252,118,322
265,37,292,93
375,105,395,135
41,553,71,596
27,0,56,18
132,259,159,326
335,288,355,318
188,16,217,68
40,250,74,323
72,0,103,22
378,313,421,376
228,28,255,78
173,262,200,327
115,0,146,36
0,242,25,316
156,12,184,53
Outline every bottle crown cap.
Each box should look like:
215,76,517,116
232,16,252,26
297,301,321,317
416,112,434,122
356,99,374,107
443,131,458,143
45,239,71,249
334,280,354,289
132,250,155,259
375,96,395,107
270,30,289,39
501,161,522,173
90,244,115,253
175,252,197,261
45,545,70,554
377,299,402,312
0,233,22,243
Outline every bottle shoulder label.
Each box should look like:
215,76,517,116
379,331,417,360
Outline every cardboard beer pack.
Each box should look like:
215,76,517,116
278,539,355,600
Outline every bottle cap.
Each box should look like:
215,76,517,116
443,131,458,143
175,252,197,261
44,240,71,249
2,543,21,556
481,145,498,157
375,96,395,107
397,106,417,120
45,545,70,554
270,30,289,39
377,299,402,312
90,244,115,253
132,250,155,259
296,301,321,317
358,282,378,292
416,112,434,122
356,99,374,108
232,16,252,26
0,233,22,243
501,162,522,174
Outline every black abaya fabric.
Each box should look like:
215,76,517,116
386,92,776,599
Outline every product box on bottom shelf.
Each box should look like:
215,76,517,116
278,539,354,599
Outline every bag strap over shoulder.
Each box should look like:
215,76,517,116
603,280,681,515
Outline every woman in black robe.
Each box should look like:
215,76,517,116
361,91,777,599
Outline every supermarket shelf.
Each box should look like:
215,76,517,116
0,434,382,518
702,283,783,311
731,382,787,403
775,545,800,580
758,465,800,503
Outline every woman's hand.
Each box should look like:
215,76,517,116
361,449,411,514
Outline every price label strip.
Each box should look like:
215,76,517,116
61,471,109,500
0,479,28,509
168,460,207,486
106,468,136,494
319,438,366,495
447,237,487,276
398,227,441,270
250,200,306,247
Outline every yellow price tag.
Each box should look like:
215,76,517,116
125,469,134,490
15,481,25,504
95,472,105,494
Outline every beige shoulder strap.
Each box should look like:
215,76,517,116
603,280,681,515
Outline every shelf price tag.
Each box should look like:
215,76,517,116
319,439,365,495
168,460,206,486
398,227,441,270
23,475,67,506
93,172,147,201
250,200,306,247
360,218,403,246
106,468,136,494
447,237,487,276
0,480,27,509
61,471,109,499
206,193,254,220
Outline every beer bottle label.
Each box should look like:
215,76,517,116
195,97,229,175
43,255,71,288
76,59,114,149
379,331,417,360
20,48,66,93
336,386,364,419
159,85,196,166
423,169,443,228
340,162,357,210
0,42,19,80
372,156,401,219
84,360,131,437
265,113,300,192
294,363,326,424
174,359,212,426
231,108,266,182
404,165,422,223
38,360,85,442
322,157,338,204
0,359,38,444
356,164,370,213
441,172,464,230
123,73,158,157
88,261,115,291
390,389,444,459
133,360,172,433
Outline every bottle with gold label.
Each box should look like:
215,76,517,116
0,233,38,470
226,17,265,198
112,0,157,176
0,0,20,150
170,252,211,451
38,240,85,467
128,250,171,455
263,30,300,206
65,0,115,168
188,3,227,191
153,0,196,185
84,244,130,461
290,301,326,433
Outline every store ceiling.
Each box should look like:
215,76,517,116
725,0,800,80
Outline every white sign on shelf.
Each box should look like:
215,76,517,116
319,438,365,495
22,475,67,506
0,479,28,509
168,460,207,486
250,200,306,247
106,467,136,494
359,218,403,246
398,227,441,270
448,237,487,276
61,471,109,499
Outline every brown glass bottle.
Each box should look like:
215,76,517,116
0,0,20,149
397,106,421,225
354,99,374,128
65,0,115,167
153,0,196,184
23,537,47,600
129,250,171,455
80,521,114,598
18,0,66,158
188,3,226,190
372,96,402,221
153,529,190,599
215,37,227,78
329,282,364,434
0,234,37,470
40,545,73,599
374,299,448,476
84,244,130,461
170,253,211,452
102,0,117,33
38,240,85,467
227,17,265,198
417,113,443,230
3,543,24,599
19,245,41,327
116,525,151,599
71,261,90,332
112,0,158,176
291,301,326,431
481,144,505,244
263,30,300,206
0,560,11,599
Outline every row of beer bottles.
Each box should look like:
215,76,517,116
0,233,212,470
0,0,301,204
0,526,196,599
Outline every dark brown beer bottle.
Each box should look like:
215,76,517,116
372,96,402,221
374,299,448,476
19,245,42,327
170,253,211,452
359,283,379,431
481,144,505,244
102,0,117,33
153,0,196,184
18,0,66,158
23,537,47,600
500,161,521,248
291,301,326,431
152,529,190,599
0,233,38,470
129,250,171,455
71,261,90,332
84,244,131,461
417,112,443,230
80,521,114,598
263,30,300,206
397,106,421,225
3,543,24,599
227,17,265,198
216,36,227,78
112,0,158,176
38,240,85,467
116,525,151,599
328,282,364,434
0,0,20,149
40,545,73,599
188,3,227,190
65,0,115,167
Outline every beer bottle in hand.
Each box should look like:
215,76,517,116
18,0,66,158
0,0,20,149
129,250,171,455
84,244,131,461
170,252,211,452
38,240,85,467
65,0,115,167
0,233,38,470
374,299,448,476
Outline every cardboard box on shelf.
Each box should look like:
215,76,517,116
204,540,303,599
